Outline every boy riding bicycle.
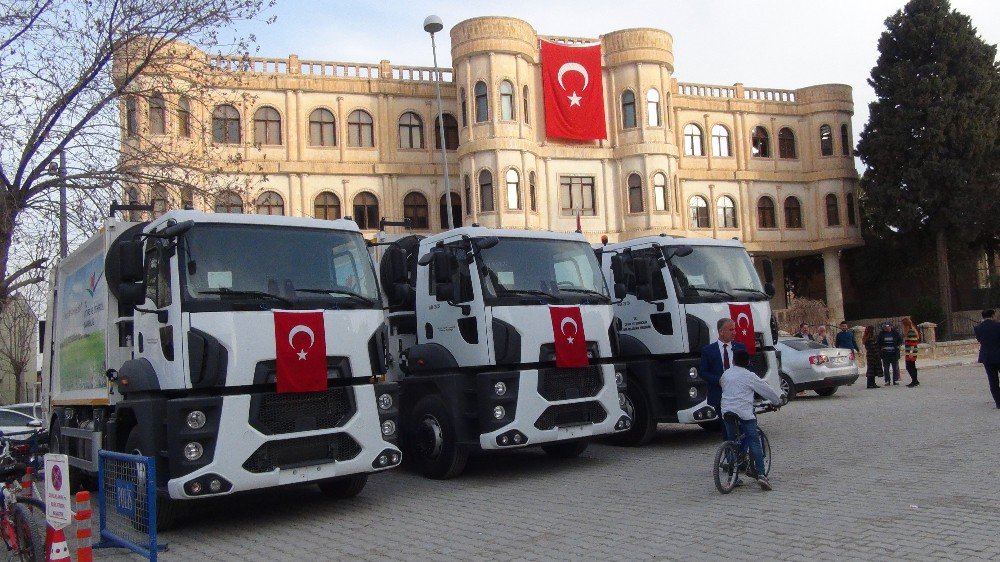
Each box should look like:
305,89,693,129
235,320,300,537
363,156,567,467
720,350,785,491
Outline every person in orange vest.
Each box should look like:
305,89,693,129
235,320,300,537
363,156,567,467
902,317,921,387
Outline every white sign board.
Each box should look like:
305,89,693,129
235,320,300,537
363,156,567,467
44,453,72,530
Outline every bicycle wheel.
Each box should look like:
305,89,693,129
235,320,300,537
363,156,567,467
759,429,772,477
12,500,46,562
713,442,739,494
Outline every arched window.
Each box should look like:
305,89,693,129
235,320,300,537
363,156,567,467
751,126,770,158
460,87,468,127
150,184,168,217
757,196,776,228
529,171,537,212
717,196,737,228
523,85,529,124
784,196,803,229
474,81,488,123
126,187,140,204
505,168,520,210
347,109,374,147
434,113,459,150
255,191,284,215
819,124,833,156
621,90,636,129
653,173,667,211
778,127,796,158
149,92,166,135
711,125,731,157
353,192,379,229
177,96,192,138
212,104,240,144
309,108,336,146
499,80,515,121
463,175,472,215
125,97,138,137
684,124,704,156
826,193,840,226
846,193,857,225
647,89,661,127
840,124,851,156
214,191,243,214
254,107,282,145
627,173,643,213
440,193,462,229
403,192,429,229
479,170,494,212
314,192,341,220
689,196,709,228
181,186,194,209
398,111,424,149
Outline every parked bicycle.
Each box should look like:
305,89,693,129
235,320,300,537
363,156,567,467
0,430,46,561
713,404,778,494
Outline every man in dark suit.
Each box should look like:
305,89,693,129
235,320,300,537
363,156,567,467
700,318,745,439
974,309,1000,409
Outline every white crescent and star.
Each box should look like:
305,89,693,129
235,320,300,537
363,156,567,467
560,317,579,344
557,62,589,107
736,313,751,336
288,324,315,360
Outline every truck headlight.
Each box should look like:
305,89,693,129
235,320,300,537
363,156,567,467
493,406,505,420
377,393,393,410
186,410,207,430
688,387,698,399
381,420,396,437
689,367,698,379
184,441,204,461
494,381,507,396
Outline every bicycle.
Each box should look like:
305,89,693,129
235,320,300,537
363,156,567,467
712,404,777,494
0,431,46,562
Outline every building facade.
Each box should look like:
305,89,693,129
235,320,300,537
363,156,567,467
121,16,863,318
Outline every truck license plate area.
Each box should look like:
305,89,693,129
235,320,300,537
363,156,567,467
534,402,607,430
242,433,362,473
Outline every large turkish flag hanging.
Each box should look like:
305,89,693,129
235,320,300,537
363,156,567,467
728,303,757,355
549,306,589,368
540,40,607,141
274,310,328,393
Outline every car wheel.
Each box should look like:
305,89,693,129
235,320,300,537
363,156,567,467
779,373,795,402
815,387,838,397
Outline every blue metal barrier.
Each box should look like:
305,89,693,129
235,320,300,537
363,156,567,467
96,450,162,561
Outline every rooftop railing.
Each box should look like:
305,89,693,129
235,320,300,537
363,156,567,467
207,54,454,83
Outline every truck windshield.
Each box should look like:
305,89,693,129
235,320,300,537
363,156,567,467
180,224,380,310
478,238,609,305
662,245,766,303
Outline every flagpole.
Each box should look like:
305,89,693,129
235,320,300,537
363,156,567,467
424,15,454,230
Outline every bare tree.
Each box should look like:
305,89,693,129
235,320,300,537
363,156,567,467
0,294,38,404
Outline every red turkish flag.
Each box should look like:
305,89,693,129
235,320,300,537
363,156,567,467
729,304,757,354
540,40,607,141
274,310,328,393
549,306,589,368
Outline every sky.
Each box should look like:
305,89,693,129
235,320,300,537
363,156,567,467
236,0,1000,165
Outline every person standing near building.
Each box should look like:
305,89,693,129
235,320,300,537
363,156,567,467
794,323,814,341
861,325,881,388
699,318,745,439
835,321,859,353
973,309,1000,409
876,322,903,385
816,325,831,346
902,317,921,387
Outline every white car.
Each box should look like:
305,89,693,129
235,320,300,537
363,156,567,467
0,408,44,441
776,337,860,398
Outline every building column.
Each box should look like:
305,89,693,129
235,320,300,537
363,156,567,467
822,250,845,322
772,257,787,310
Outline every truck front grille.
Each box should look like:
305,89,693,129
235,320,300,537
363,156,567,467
242,433,362,473
537,367,603,401
249,387,355,435
534,401,607,430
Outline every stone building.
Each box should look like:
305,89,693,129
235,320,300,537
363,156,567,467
119,16,863,319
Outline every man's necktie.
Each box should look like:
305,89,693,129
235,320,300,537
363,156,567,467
723,344,730,369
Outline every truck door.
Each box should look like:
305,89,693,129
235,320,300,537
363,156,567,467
419,246,488,367
134,239,185,389
615,247,687,355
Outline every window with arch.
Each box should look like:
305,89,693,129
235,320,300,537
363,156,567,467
403,192,429,229
479,170,494,212
711,124,731,157
523,85,529,124
689,196,709,228
846,193,857,225
254,107,282,145
309,108,336,146
178,96,192,137
464,175,472,215
255,191,284,215
460,88,468,127
840,124,851,156
653,173,667,211
149,93,166,135
434,113,459,150
181,186,194,209
784,196,803,229
505,168,520,210
717,196,737,228
314,192,341,220
778,127,796,159
627,173,643,213
474,81,488,123
212,104,240,144
214,191,243,214
621,90,637,129
826,193,840,226
353,192,379,229
348,109,374,147
819,124,833,156
499,80,515,121
757,196,776,228
751,126,770,158
647,89,661,126
529,171,537,212
150,184,168,217
684,124,704,156
398,111,424,149
125,97,138,137
440,193,462,229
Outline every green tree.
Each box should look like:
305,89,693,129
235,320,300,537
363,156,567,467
857,0,1000,339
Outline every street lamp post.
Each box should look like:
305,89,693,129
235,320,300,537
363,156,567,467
424,15,454,230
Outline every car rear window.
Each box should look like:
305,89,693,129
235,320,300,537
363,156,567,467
782,340,829,351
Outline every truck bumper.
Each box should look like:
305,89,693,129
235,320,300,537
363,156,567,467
676,400,718,424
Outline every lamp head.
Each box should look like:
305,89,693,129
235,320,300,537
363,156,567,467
423,15,443,34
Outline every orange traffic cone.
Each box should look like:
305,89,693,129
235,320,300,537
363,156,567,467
46,527,70,561
19,466,32,494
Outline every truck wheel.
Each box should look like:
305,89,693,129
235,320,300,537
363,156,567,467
317,474,368,499
541,440,588,458
124,427,181,531
779,373,796,401
609,377,655,446
407,395,467,479
815,387,838,397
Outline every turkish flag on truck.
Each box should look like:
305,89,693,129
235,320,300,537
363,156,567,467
540,40,607,141
728,303,757,354
549,306,589,368
274,310,328,393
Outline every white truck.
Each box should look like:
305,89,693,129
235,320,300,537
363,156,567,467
596,235,782,445
40,209,401,528
377,227,631,478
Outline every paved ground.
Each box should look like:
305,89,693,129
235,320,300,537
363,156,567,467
97,359,999,561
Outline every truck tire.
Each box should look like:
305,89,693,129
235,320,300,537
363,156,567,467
124,427,181,531
406,394,468,479
609,377,656,446
12,499,46,562
779,373,796,401
815,387,838,397
541,440,588,458
317,474,368,499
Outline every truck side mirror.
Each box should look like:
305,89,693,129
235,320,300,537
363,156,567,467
613,282,627,300
764,282,776,298
476,236,499,249
119,239,144,282
435,282,455,302
432,252,452,285
762,256,775,284
118,282,145,309
632,259,650,287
